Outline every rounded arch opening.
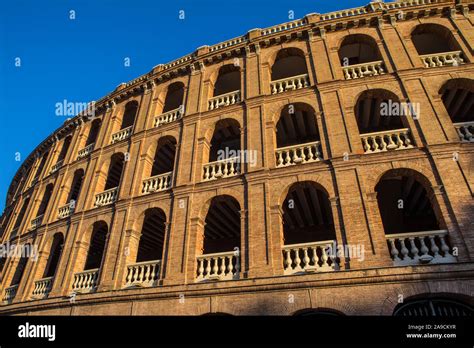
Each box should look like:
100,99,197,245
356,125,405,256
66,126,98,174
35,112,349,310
202,195,241,254
121,101,139,129
393,294,473,317
338,34,381,66
213,64,241,96
375,169,441,235
276,103,320,148
67,169,85,204
136,208,167,262
282,181,336,245
271,48,308,81
439,78,474,125
86,119,101,146
162,82,185,113
151,136,177,176
208,118,241,162
411,24,461,55
43,232,64,278
355,89,407,134
104,153,125,190
84,221,108,270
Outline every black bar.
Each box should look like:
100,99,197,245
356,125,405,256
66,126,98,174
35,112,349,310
0,316,472,346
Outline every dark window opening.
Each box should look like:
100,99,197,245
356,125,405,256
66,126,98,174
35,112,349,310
151,137,177,176
203,196,241,254
84,221,108,270
136,208,166,262
271,48,308,81
209,119,241,162
104,153,125,190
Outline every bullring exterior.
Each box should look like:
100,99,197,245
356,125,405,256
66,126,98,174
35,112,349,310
0,0,473,316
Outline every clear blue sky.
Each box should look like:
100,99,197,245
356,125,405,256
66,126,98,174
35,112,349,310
0,0,369,213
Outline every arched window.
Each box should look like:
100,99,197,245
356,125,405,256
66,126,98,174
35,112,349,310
355,89,413,153
376,169,456,265
203,119,241,181
104,153,125,190
162,82,185,113
56,135,72,163
196,196,241,281
151,137,177,177
393,296,473,317
136,208,166,262
32,184,53,229
339,34,382,66
43,233,64,278
36,184,54,218
209,119,241,162
439,78,474,142
281,182,339,274
213,65,241,97
338,34,385,79
124,208,166,288
84,221,108,270
411,24,464,67
275,103,322,167
68,169,85,203
412,24,461,56
271,48,308,81
12,197,30,231
32,152,49,182
86,119,101,146
10,248,30,286
121,101,138,129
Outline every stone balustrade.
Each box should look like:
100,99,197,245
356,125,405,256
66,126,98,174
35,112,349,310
94,187,118,207
77,143,95,159
343,61,385,80
153,107,182,128
386,230,456,266
270,74,309,95
208,90,241,110
203,157,240,181
3,284,19,303
420,51,464,68
210,37,245,52
72,269,99,293
50,159,64,174
32,277,53,299
261,19,306,35
384,0,441,9
30,214,44,230
454,121,474,142
361,128,413,154
142,172,172,194
111,126,133,144
125,260,161,288
282,240,339,275
276,141,322,168
196,251,240,281
58,203,74,219
320,7,368,21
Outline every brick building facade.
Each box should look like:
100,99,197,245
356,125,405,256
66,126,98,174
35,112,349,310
0,0,472,315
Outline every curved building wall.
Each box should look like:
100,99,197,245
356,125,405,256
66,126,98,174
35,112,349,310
0,0,473,315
